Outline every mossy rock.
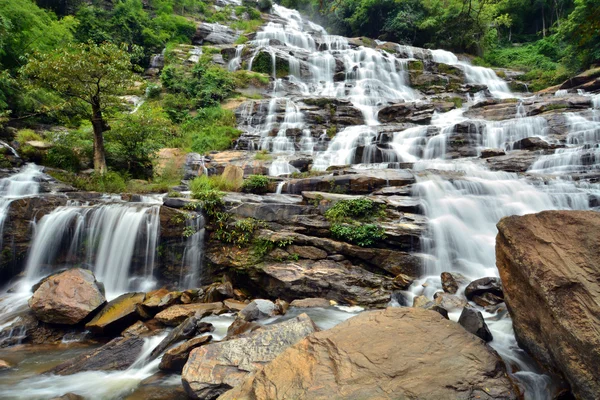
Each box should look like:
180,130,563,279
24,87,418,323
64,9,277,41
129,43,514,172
437,63,463,76
85,292,146,335
303,98,335,107
407,60,425,71
251,51,289,77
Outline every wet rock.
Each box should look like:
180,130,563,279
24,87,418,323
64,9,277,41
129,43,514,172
150,316,214,360
201,282,234,303
85,292,145,335
441,272,459,294
486,150,540,172
0,359,11,370
28,268,106,325
480,148,506,158
159,335,212,372
464,277,503,301
49,394,84,400
220,308,518,400
512,136,554,150
239,299,277,321
51,336,146,375
290,298,330,308
433,292,468,311
473,292,505,307
155,302,224,326
497,210,600,399
193,23,239,45
122,320,151,338
224,299,247,312
458,307,493,342
182,313,317,399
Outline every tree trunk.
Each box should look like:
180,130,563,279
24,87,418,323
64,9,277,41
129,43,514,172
91,104,108,175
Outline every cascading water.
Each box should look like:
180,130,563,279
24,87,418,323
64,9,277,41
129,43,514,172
21,202,161,299
430,49,512,99
231,5,600,398
0,164,44,247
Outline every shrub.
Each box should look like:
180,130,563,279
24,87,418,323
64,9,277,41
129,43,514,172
16,129,42,144
146,83,162,99
44,146,81,172
324,198,383,223
241,175,270,194
330,223,386,247
257,0,273,12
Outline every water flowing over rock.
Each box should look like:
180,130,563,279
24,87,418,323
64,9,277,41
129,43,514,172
182,313,317,399
220,307,518,400
496,210,600,399
28,268,106,325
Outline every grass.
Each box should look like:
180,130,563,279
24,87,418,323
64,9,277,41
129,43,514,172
190,174,241,193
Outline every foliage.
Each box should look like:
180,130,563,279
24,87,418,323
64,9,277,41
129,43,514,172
0,0,77,70
105,105,177,177
23,42,135,121
330,223,386,247
252,237,294,259
558,0,600,70
190,174,241,193
15,129,43,143
324,198,384,222
48,170,128,193
241,175,270,194
214,218,262,247
324,198,386,246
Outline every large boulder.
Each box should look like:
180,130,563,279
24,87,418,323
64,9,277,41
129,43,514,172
154,302,224,326
496,210,600,399
85,292,145,335
159,335,212,372
50,336,145,375
182,313,317,399
28,268,106,325
221,307,518,400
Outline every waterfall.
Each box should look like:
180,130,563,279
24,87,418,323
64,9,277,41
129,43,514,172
22,202,161,299
0,164,44,248
529,112,600,174
179,214,206,288
430,49,512,98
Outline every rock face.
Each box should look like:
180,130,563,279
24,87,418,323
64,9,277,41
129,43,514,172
85,292,145,335
496,210,600,400
182,313,317,399
28,268,106,325
221,307,518,400
51,336,145,375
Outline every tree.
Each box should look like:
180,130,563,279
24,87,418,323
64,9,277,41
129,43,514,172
24,42,135,173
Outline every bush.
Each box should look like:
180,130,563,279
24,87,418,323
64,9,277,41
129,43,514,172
330,223,386,247
190,174,241,193
48,170,127,193
146,83,162,99
257,0,273,12
44,146,81,172
324,198,383,223
241,175,270,194
16,129,42,144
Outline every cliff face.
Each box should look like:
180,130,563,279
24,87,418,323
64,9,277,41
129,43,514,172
496,210,600,400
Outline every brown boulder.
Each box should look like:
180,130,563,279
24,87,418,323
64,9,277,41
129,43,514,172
290,298,331,308
182,313,317,399
159,335,212,372
221,307,518,400
51,336,145,375
496,211,600,399
154,302,224,326
85,292,145,335
28,268,106,325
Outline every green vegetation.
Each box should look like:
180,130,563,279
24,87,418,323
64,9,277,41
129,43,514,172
283,0,599,89
0,0,266,192
324,198,387,247
190,174,242,192
24,42,136,173
241,175,270,194
252,237,294,259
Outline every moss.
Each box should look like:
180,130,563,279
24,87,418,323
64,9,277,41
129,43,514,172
303,98,334,107
326,125,337,138
437,63,462,75
408,60,424,71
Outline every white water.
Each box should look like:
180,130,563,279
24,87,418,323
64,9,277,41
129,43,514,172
21,202,161,299
529,112,600,174
0,333,167,400
0,164,44,249
430,49,512,99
